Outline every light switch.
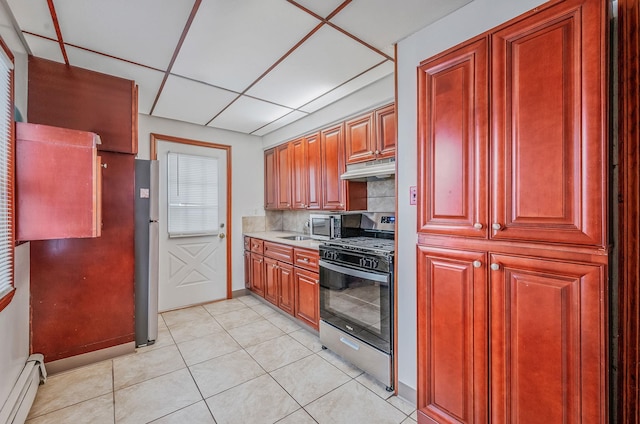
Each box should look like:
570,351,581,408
140,188,150,199
410,186,417,205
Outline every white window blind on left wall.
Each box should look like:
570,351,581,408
167,152,219,238
0,47,12,300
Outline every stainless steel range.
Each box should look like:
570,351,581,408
319,212,395,391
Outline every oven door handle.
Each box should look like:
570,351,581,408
319,260,389,284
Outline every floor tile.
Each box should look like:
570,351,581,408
161,306,211,327
214,307,263,330
401,417,418,424
276,408,317,424
305,380,406,424
245,334,313,372
136,325,175,354
177,329,241,366
206,374,299,424
265,313,303,333
25,393,114,424
249,302,277,316
113,345,185,389
190,350,265,398
236,294,262,307
270,354,351,406
227,319,284,348
28,360,113,419
388,395,416,416
150,401,215,423
166,315,224,343
202,298,248,315
356,372,394,399
411,410,418,420
114,368,201,424
288,328,323,352
316,348,364,379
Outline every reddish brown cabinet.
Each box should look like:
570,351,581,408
276,144,291,209
263,257,279,305
306,132,322,210
290,137,307,210
16,122,103,241
416,0,608,423
264,148,278,210
345,104,396,164
249,253,265,297
244,250,251,289
294,267,319,331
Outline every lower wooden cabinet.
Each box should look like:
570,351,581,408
244,237,319,329
417,245,607,424
294,267,319,331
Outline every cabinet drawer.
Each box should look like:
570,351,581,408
294,248,319,272
250,238,264,254
264,241,293,263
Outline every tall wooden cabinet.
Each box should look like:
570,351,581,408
416,0,608,423
27,57,138,362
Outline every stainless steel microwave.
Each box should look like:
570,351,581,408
309,214,342,240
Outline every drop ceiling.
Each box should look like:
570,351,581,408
2,0,472,136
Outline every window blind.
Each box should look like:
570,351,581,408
167,152,219,238
0,46,13,300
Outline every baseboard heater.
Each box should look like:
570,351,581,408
0,354,47,424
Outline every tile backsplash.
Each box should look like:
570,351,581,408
367,178,395,212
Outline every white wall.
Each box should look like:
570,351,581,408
395,0,549,394
137,114,265,292
262,74,394,149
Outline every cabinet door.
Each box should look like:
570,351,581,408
418,38,488,238
345,112,375,164
278,262,295,316
244,251,251,289
264,148,278,210
490,0,606,246
250,253,265,297
417,245,488,424
276,143,292,209
264,257,279,305
375,103,396,160
290,138,307,210
320,124,346,211
489,254,606,424
294,268,319,330
306,132,322,210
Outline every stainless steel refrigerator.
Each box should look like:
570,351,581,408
134,159,159,347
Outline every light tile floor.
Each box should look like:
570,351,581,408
26,294,418,424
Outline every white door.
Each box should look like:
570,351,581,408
156,139,228,312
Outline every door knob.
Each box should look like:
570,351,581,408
219,233,226,239
490,263,500,271
473,223,483,230
473,260,482,268
492,223,502,231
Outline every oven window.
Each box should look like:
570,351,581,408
320,265,391,352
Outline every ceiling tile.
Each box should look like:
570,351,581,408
208,95,294,134
300,61,394,113
153,75,238,126
172,0,320,93
66,47,165,114
289,0,346,19
331,0,473,56
23,33,64,63
252,110,308,137
246,25,386,109
53,0,195,70
6,0,56,39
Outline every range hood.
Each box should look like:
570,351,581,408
340,158,396,181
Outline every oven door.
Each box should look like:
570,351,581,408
319,260,392,353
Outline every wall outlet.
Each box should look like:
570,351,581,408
410,186,417,205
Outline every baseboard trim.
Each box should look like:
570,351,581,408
232,288,249,297
45,342,135,375
397,381,417,407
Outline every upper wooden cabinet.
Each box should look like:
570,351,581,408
418,0,606,248
264,148,278,210
16,122,102,241
276,144,291,209
418,38,489,239
27,56,138,154
345,103,396,164
290,137,307,210
305,132,322,210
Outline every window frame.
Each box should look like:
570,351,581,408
0,36,15,313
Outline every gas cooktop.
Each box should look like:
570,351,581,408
323,236,395,254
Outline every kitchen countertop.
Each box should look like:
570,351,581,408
243,231,322,250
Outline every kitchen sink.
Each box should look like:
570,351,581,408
279,235,311,241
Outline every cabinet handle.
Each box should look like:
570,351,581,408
101,163,108,169
490,263,500,271
302,258,309,262
473,223,483,230
272,263,277,269
473,260,482,268
315,280,319,284
259,259,263,263
492,223,502,231
375,150,380,155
